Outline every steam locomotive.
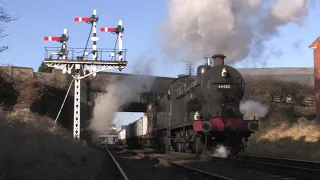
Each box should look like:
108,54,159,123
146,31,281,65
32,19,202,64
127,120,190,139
126,54,259,157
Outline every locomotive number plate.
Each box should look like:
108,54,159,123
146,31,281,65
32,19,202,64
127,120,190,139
217,84,231,89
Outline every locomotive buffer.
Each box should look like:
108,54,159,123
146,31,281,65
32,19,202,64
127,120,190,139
43,9,127,140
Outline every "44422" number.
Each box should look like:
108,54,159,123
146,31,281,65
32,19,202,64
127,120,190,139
218,84,231,89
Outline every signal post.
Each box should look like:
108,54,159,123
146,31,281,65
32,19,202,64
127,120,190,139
43,9,127,141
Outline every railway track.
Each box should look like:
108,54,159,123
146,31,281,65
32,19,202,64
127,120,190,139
113,147,320,180
233,154,320,180
185,153,320,180
105,145,130,180
105,145,234,180
173,153,320,180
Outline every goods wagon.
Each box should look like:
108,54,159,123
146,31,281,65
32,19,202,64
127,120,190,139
126,116,148,149
117,128,126,145
125,124,131,139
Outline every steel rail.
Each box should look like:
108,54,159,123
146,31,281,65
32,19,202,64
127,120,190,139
169,161,234,180
105,145,130,180
210,155,320,180
239,154,320,169
112,145,234,180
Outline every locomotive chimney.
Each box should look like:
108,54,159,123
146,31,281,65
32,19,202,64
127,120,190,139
206,57,211,66
212,54,226,67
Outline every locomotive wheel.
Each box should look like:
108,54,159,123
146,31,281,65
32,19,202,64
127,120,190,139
194,136,203,155
228,149,240,159
184,143,192,154
227,136,246,159
159,143,166,153
178,143,183,152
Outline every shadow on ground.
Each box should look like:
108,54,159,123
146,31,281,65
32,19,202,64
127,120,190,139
0,109,108,180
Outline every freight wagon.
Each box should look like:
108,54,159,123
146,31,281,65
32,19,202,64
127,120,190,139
117,128,126,145
126,115,148,149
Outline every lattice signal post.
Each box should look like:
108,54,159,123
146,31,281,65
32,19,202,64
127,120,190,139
43,9,127,141
185,63,194,76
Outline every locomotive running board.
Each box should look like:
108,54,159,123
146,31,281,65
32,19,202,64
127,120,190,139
156,121,193,131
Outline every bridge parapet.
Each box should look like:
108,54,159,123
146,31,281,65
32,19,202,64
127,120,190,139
87,71,175,92
0,66,68,88
0,65,315,108
239,68,314,86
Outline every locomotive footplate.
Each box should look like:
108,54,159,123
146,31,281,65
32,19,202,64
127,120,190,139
145,134,156,139
165,129,172,146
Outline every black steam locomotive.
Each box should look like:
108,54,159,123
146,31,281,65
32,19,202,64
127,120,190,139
142,54,259,157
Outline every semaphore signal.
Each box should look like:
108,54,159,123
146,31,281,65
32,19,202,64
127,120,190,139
44,29,69,60
74,9,99,61
100,20,124,62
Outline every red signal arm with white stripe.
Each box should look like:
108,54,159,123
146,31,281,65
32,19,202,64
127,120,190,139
74,17,91,22
44,36,60,41
100,27,116,32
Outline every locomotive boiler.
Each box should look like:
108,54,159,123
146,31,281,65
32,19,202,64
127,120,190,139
151,54,259,157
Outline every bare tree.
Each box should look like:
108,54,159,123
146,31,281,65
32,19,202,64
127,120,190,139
0,1,19,52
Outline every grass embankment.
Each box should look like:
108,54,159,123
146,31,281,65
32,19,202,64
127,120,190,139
0,108,107,180
245,105,320,161
243,79,319,161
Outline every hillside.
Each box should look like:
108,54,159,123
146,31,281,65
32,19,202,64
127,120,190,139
0,108,109,180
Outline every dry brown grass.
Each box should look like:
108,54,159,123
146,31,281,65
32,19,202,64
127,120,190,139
245,119,320,161
244,78,314,105
0,108,107,180
154,159,171,168
244,105,320,161
242,79,320,161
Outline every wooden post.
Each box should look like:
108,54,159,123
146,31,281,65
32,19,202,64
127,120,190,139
309,37,320,120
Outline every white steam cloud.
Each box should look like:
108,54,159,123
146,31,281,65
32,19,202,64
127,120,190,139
200,145,230,159
160,0,310,64
89,58,156,134
240,100,269,119
212,145,230,158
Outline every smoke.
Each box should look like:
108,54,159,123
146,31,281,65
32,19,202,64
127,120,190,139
160,0,309,64
198,145,230,159
211,145,230,158
240,100,269,120
89,57,156,134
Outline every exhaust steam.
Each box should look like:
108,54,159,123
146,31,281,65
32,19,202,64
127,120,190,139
240,100,269,120
89,58,156,134
212,145,230,158
160,0,310,64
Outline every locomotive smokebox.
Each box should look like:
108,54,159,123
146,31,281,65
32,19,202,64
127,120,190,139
212,54,226,67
